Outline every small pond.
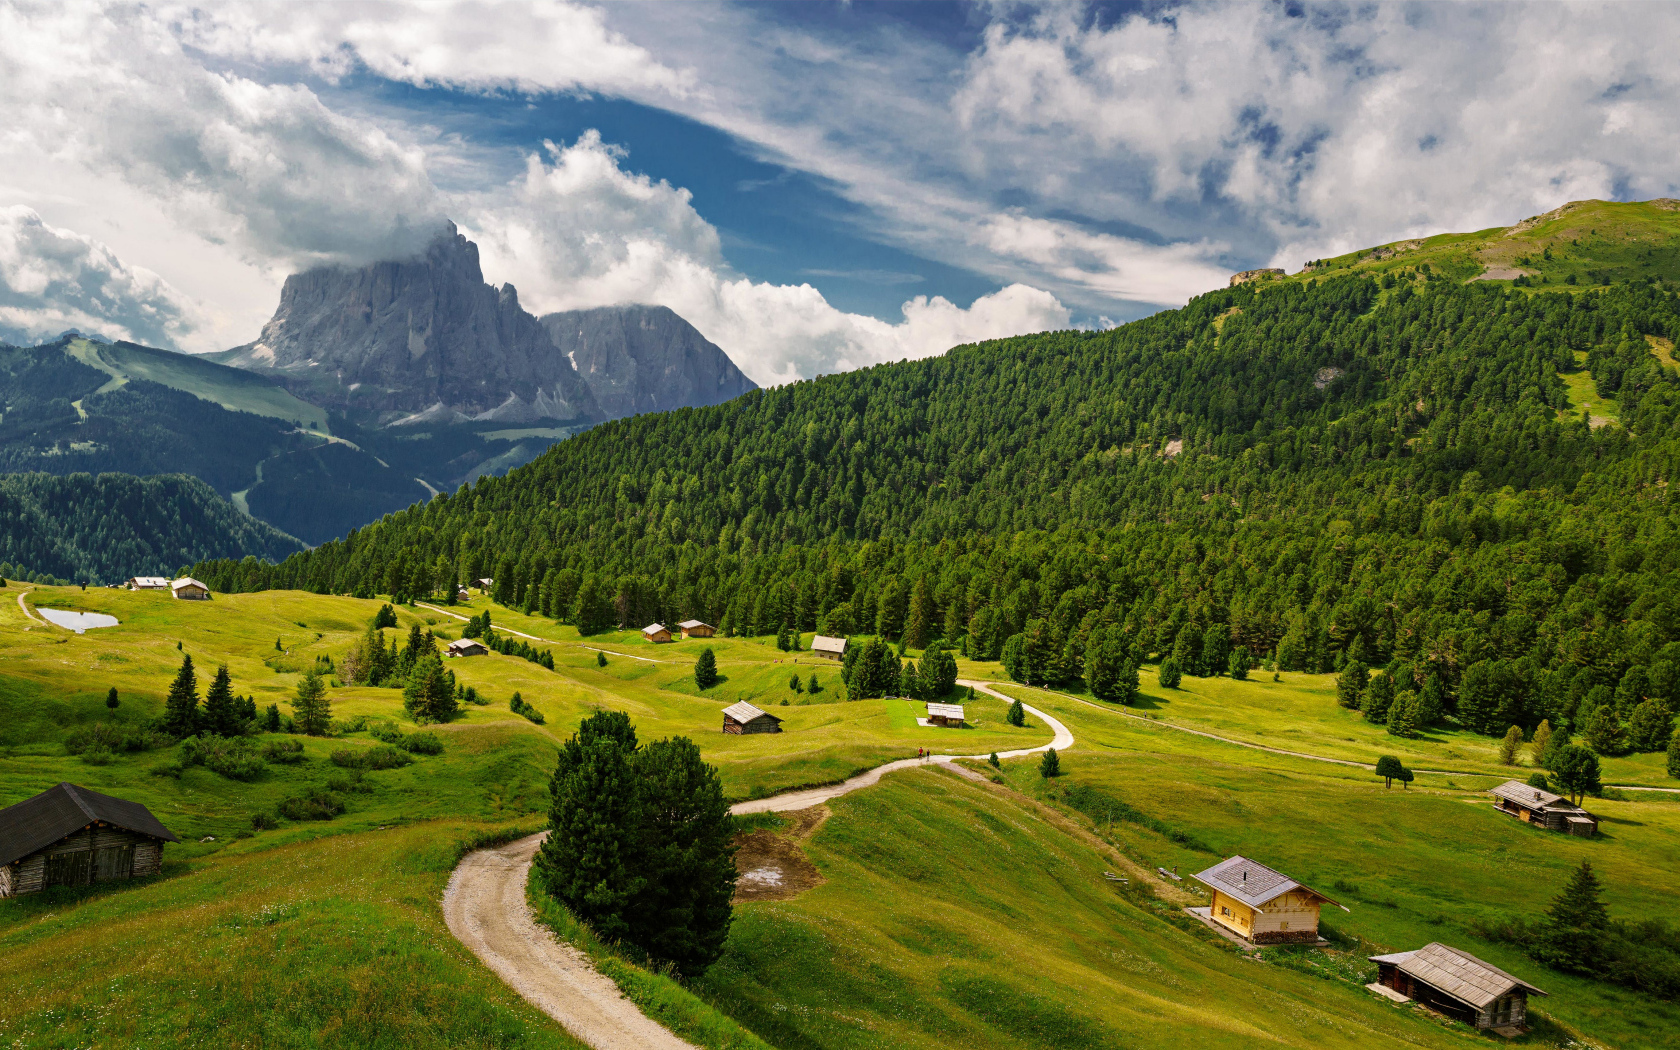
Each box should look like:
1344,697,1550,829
39,608,120,634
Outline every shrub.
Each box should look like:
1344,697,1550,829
364,744,414,770
179,736,266,781
326,773,373,794
65,722,170,755
511,692,546,725
329,749,360,768
80,745,114,766
403,731,444,755
369,721,405,744
1040,748,1061,778
278,788,345,821
261,738,306,764
251,812,279,830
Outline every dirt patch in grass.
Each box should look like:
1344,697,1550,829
732,805,827,903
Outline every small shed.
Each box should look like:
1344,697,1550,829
678,619,715,639
1191,855,1345,944
455,586,472,601
722,701,783,735
811,635,847,661
925,702,965,727
0,782,179,897
446,638,489,657
642,623,672,644
170,577,211,601
1370,942,1546,1030
473,578,494,592
127,576,169,590
1490,780,1597,836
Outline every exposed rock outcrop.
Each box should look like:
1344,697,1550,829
217,224,602,424
539,305,756,418
1229,268,1285,287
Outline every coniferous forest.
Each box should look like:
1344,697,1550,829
193,272,1680,750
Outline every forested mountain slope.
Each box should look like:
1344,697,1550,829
0,472,300,582
195,203,1680,748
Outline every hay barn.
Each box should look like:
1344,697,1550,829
722,701,783,735
0,783,179,897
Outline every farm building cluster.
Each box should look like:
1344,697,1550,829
1489,780,1598,836
126,576,211,600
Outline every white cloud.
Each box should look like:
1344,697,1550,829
0,206,202,348
467,134,1070,385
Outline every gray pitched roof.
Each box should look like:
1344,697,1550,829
811,635,847,654
1369,943,1546,1008
722,701,780,725
0,782,179,867
1190,855,1344,910
678,620,712,630
642,623,667,634
1490,779,1586,812
926,703,965,720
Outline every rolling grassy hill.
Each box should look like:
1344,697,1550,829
2,586,1669,1047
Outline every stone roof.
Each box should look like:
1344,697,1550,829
0,782,179,867
1190,855,1343,910
722,702,779,725
811,635,847,654
1369,943,1546,1009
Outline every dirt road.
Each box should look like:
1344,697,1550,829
442,832,699,1050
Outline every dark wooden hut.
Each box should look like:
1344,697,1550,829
722,701,783,735
0,783,179,897
1370,942,1546,1030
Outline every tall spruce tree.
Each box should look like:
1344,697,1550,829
292,668,332,736
1537,861,1610,974
162,655,200,738
903,576,936,650
203,664,240,737
1336,659,1369,710
694,647,718,689
537,712,646,944
1552,745,1602,804
629,736,737,974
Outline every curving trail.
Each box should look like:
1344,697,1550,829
445,680,1073,1045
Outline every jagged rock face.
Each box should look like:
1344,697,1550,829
539,305,756,418
221,225,602,423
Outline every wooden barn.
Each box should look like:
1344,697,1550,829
811,635,847,661
722,701,783,735
1370,942,1546,1030
678,619,715,639
170,577,211,601
0,783,179,897
925,702,965,727
642,623,673,644
1190,855,1344,944
1490,780,1598,836
127,576,169,591
473,578,494,592
446,638,489,657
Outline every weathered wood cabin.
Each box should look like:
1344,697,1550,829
1490,780,1598,836
127,576,169,590
170,577,211,600
722,701,783,735
925,702,965,727
473,577,494,592
1190,855,1344,944
446,638,489,657
0,783,179,897
642,623,673,644
1370,942,1546,1030
811,635,847,661
678,619,715,639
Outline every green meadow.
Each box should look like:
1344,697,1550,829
1,586,1673,1048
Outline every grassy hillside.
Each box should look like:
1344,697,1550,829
66,337,333,434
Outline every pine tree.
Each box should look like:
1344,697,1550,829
1537,860,1610,974
903,576,936,650
1227,646,1251,681
292,669,332,736
1039,748,1060,778
1336,659,1369,710
1375,755,1403,788
789,673,802,692
898,659,923,700
1362,672,1395,723
694,648,718,690
1627,700,1674,753
1415,673,1446,727
807,674,821,694
1498,724,1524,765
597,650,608,667
203,664,240,737
1157,658,1181,690
1552,744,1602,804
1584,705,1626,755
1007,698,1026,727
1084,629,1123,702
1386,692,1417,737
105,687,119,710
536,712,646,945
1668,731,1680,780
775,621,790,651
1201,624,1231,677
1530,720,1553,766
162,655,200,738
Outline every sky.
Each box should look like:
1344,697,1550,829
1,1,1678,386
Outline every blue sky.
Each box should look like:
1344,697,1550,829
2,2,1678,383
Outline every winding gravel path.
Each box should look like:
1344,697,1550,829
444,680,1073,1045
